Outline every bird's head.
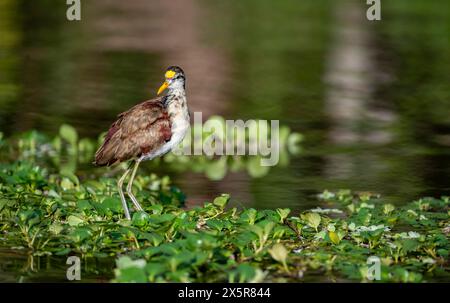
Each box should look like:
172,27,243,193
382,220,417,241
157,66,186,95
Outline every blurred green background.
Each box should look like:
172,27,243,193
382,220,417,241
0,0,449,211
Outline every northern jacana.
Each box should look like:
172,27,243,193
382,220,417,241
94,66,190,220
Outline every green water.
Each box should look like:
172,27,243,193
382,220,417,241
0,0,449,281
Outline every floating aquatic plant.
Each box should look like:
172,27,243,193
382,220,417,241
0,128,449,282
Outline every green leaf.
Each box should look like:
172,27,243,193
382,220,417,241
67,215,84,227
132,211,150,227
437,249,448,258
329,231,341,245
401,239,420,253
140,232,164,246
59,124,78,146
145,262,166,280
268,243,288,263
229,264,257,283
383,204,395,215
49,223,64,235
60,178,75,191
68,227,92,243
115,266,148,283
151,213,176,224
248,224,263,238
213,194,230,208
276,208,291,222
206,219,224,231
287,132,303,155
54,248,71,256
247,156,270,178
77,200,93,211
101,197,123,214
205,157,227,180
263,221,275,236
303,212,321,230
240,208,257,225
18,210,41,227
116,256,147,269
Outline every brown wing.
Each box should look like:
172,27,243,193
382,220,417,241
94,98,172,166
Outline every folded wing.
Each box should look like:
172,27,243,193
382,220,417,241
94,98,172,166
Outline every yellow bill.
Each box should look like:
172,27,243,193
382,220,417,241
157,81,169,95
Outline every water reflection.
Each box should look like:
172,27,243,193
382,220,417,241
0,249,114,282
0,0,449,214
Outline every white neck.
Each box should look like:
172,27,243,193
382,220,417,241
168,80,185,96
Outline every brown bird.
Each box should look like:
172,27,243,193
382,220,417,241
94,66,190,220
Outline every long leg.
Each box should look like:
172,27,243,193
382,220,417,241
117,167,132,220
126,159,144,211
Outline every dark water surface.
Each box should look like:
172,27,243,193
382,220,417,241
0,0,449,281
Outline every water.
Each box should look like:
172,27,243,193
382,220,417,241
0,249,114,282
0,0,449,281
